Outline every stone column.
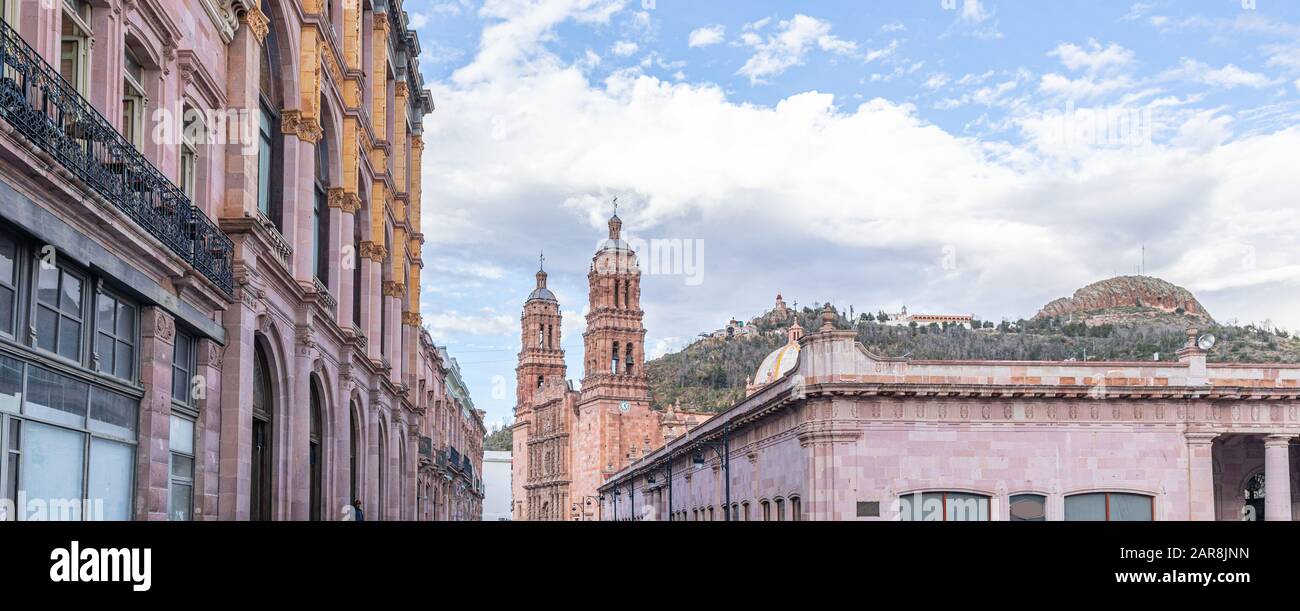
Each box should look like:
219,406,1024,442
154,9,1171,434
134,307,176,521
1265,434,1295,522
288,343,313,520
1185,432,1218,521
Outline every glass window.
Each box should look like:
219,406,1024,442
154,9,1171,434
25,366,88,428
775,498,785,521
4,418,19,520
900,491,991,521
171,331,194,405
95,292,135,382
34,263,84,362
790,497,801,521
88,438,133,520
89,387,136,440
168,415,194,521
122,48,146,146
180,105,200,200
0,354,22,414
21,421,84,521
1010,494,1047,521
0,232,16,336
257,105,274,220
59,6,91,96
1065,492,1153,522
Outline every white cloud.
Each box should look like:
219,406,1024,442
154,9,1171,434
924,73,950,90
688,25,726,48
1049,40,1135,73
959,0,993,25
1039,72,1133,99
1162,59,1279,89
737,14,858,84
881,23,906,33
611,40,639,56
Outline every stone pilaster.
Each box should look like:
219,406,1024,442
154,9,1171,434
1265,434,1295,522
134,308,176,521
195,339,225,520
1186,432,1218,521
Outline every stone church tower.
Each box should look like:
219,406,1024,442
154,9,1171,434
512,209,662,521
511,259,574,521
570,211,661,513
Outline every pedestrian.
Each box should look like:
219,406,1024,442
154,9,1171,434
352,499,365,522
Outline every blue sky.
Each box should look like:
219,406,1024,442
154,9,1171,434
405,0,1300,431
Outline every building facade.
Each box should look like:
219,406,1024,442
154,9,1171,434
601,305,1300,522
0,0,481,521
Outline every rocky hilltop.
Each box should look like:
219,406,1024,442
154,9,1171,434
1034,276,1213,326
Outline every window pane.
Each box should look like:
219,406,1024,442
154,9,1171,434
1064,493,1108,521
21,422,84,521
0,285,13,336
114,341,132,380
169,481,192,521
0,232,15,284
116,302,134,337
169,415,194,454
35,307,57,352
170,454,193,479
89,388,136,440
36,261,57,306
944,493,989,521
1109,493,1153,522
25,367,88,428
88,438,133,521
0,354,21,413
96,293,115,332
60,272,81,315
57,317,81,360
96,332,114,373
1010,494,1047,521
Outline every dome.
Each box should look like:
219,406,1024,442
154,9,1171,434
599,238,632,253
527,287,557,302
749,322,805,393
753,341,799,387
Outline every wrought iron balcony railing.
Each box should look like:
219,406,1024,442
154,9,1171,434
448,446,462,472
0,20,234,295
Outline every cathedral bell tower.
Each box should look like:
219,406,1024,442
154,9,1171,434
516,255,567,411
572,206,659,504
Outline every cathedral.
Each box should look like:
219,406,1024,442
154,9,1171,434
511,210,705,520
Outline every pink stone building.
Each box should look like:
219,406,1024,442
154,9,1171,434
600,305,1300,522
0,0,482,521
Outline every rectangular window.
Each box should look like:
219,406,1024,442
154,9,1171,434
313,188,325,282
3,418,19,520
25,366,88,428
122,48,146,146
88,437,133,520
34,262,84,362
59,3,92,96
171,331,194,405
1010,494,1047,521
95,291,136,382
22,421,84,520
0,353,20,414
168,415,194,521
179,104,201,201
257,106,273,218
0,231,16,336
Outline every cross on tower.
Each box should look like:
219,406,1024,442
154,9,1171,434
539,251,545,271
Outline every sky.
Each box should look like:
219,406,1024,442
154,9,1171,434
406,0,1300,431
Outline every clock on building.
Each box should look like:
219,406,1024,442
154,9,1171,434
619,400,631,413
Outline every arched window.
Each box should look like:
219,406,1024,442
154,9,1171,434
257,0,284,229
1064,492,1153,522
775,497,785,521
250,342,273,520
313,118,331,284
790,496,802,521
624,343,633,375
308,380,323,521
899,491,991,521
349,401,360,505
761,500,771,521
610,343,619,375
352,213,362,327
1009,493,1046,521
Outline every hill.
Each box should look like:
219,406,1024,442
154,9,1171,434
644,277,1300,413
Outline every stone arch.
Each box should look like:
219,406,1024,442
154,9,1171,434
251,322,292,519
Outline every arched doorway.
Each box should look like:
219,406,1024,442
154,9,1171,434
309,380,323,521
250,342,273,521
1244,471,1265,522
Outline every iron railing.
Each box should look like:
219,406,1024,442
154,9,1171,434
448,446,462,472
0,20,234,295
